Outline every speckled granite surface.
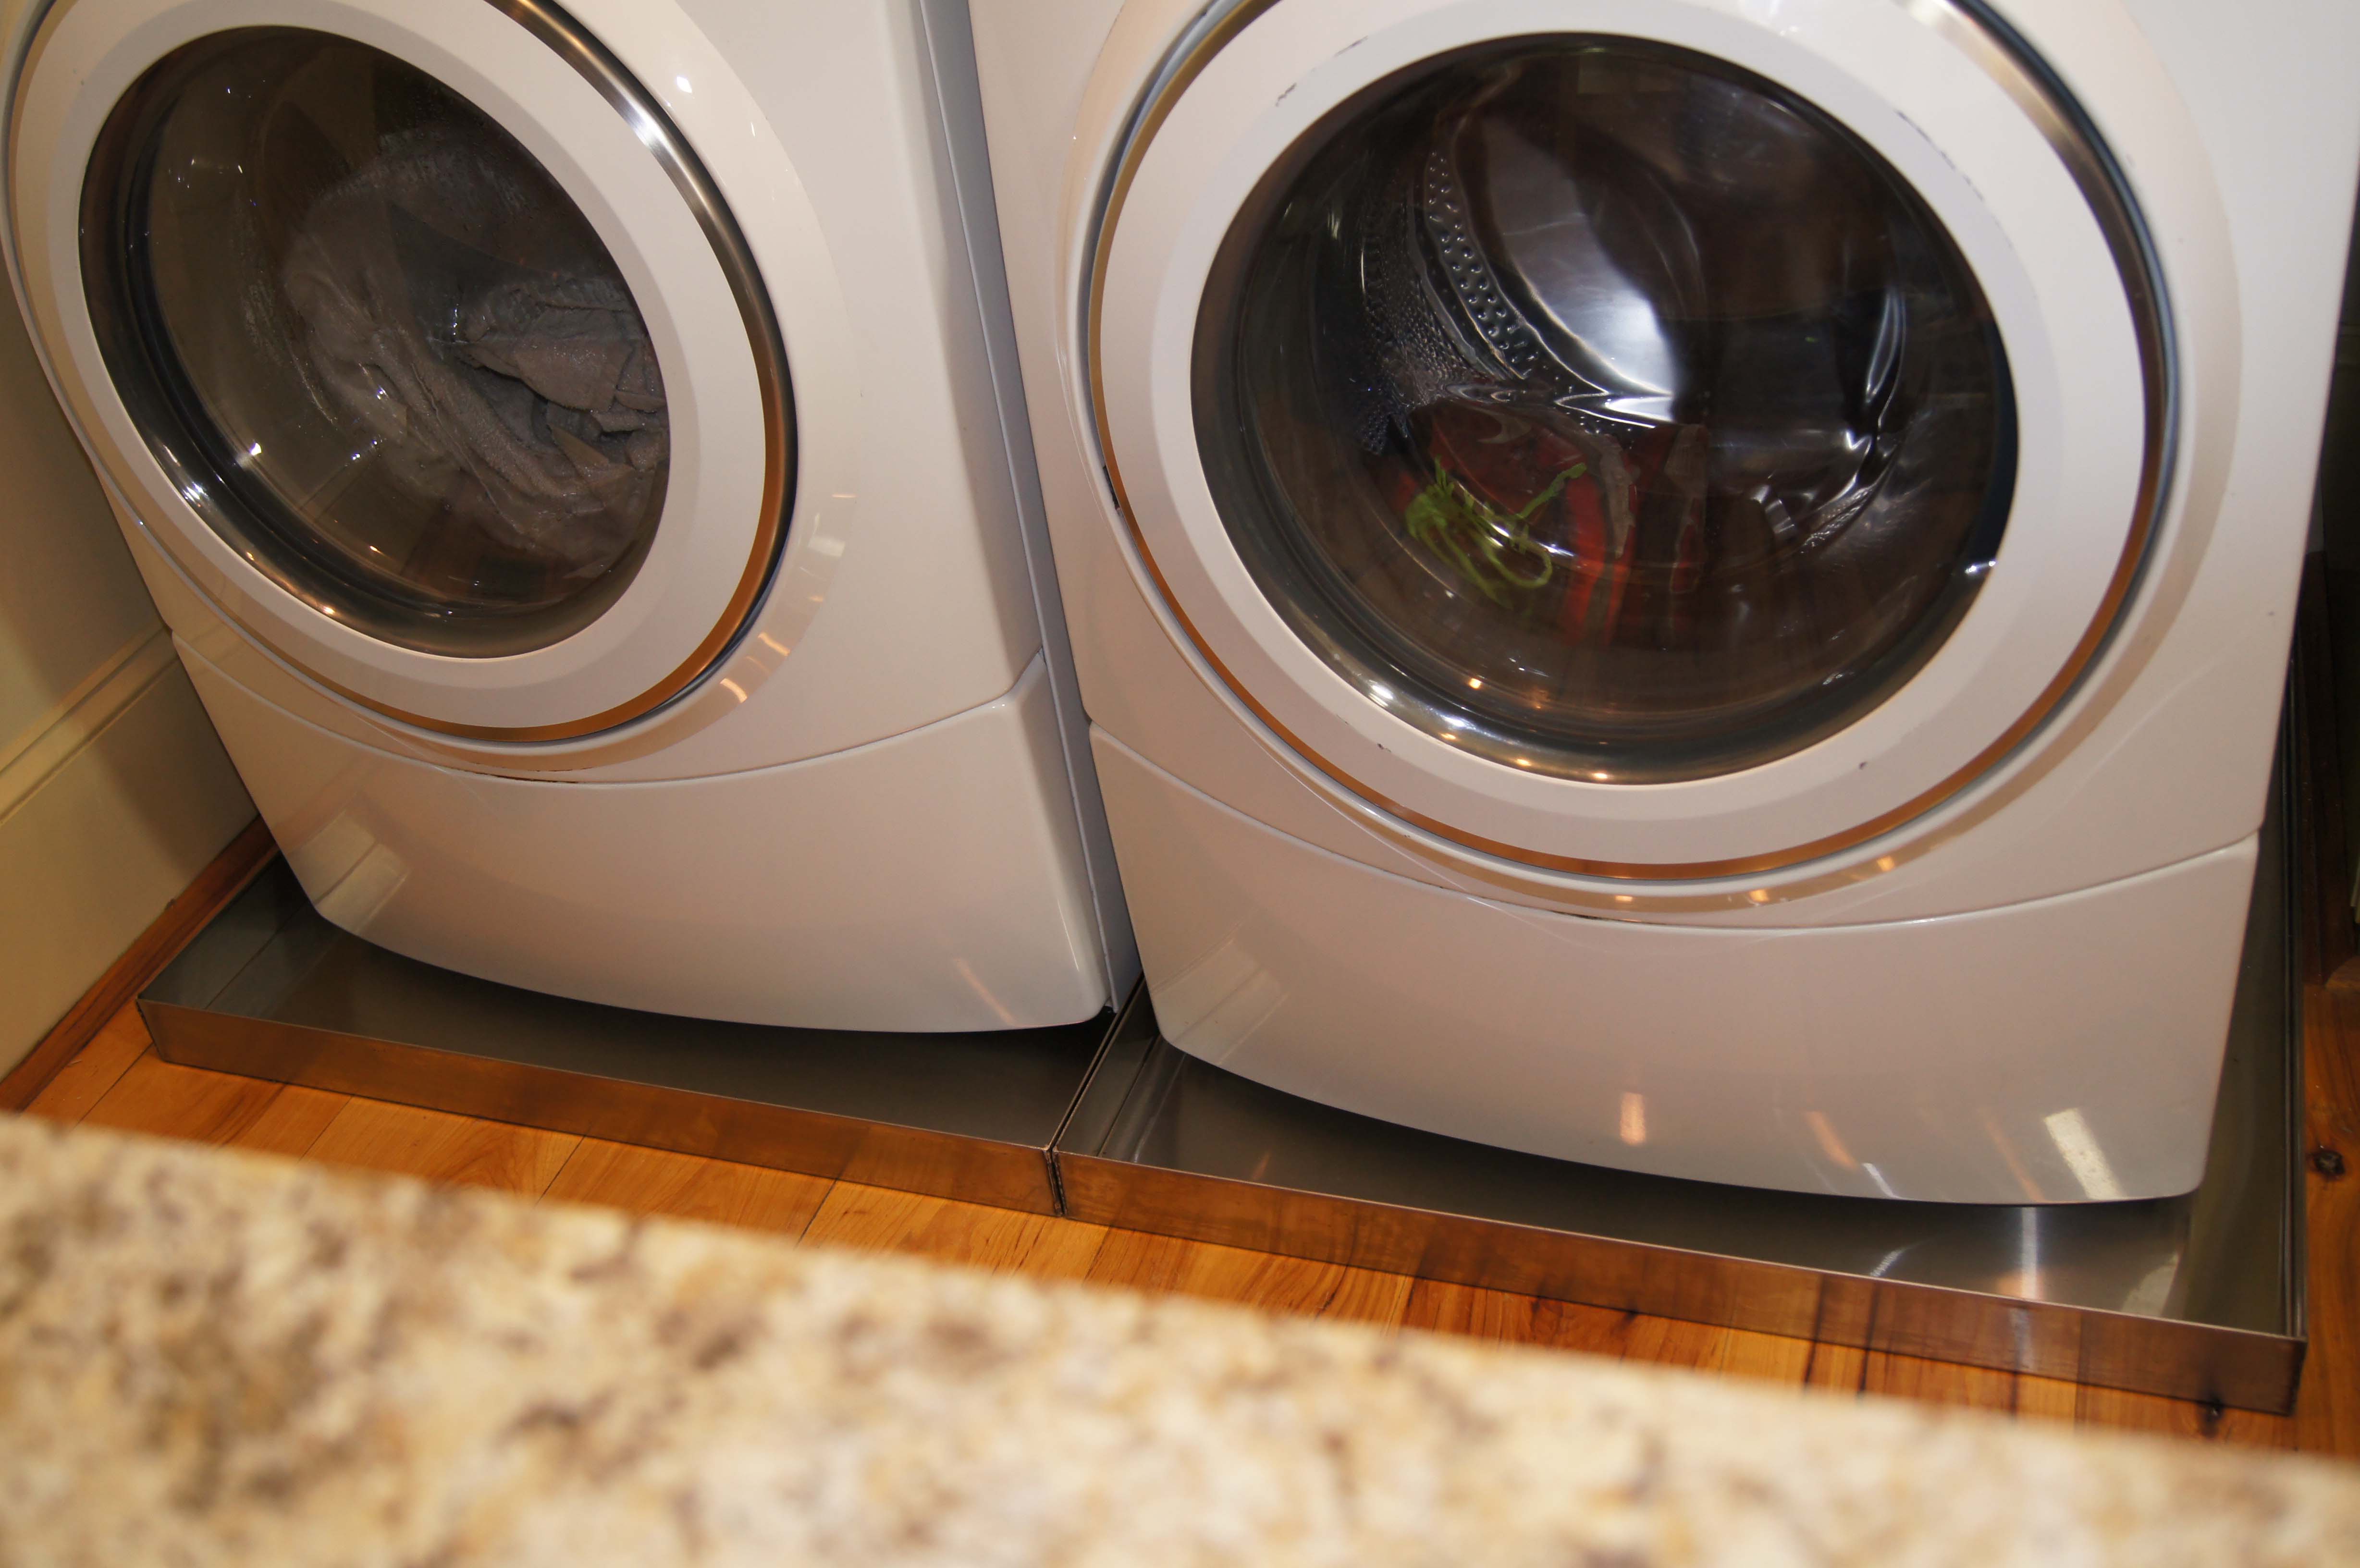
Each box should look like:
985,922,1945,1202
1,1115,2353,1566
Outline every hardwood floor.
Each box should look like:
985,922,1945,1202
23,992,2358,1457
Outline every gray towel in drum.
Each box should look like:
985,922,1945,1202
280,127,667,578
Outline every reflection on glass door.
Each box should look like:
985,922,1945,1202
1197,38,2015,782
84,29,674,656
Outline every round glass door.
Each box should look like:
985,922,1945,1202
1196,37,2016,783
82,28,675,657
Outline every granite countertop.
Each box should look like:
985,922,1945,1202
1,1115,2353,1566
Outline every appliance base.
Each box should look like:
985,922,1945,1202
181,643,1108,1033
1096,729,2259,1203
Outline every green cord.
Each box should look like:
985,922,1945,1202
1403,459,1587,606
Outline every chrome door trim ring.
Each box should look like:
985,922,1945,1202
1082,0,2176,882
42,0,795,744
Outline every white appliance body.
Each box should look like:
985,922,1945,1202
3,0,1134,1030
970,0,2360,1196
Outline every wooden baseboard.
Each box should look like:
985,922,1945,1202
0,815,278,1111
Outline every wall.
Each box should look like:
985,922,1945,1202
0,291,254,1073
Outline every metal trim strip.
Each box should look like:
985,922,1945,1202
1056,1143,2301,1410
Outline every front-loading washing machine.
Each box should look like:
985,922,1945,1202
3,0,1136,1031
971,0,2360,1198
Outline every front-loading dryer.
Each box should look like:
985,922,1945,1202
3,0,1135,1030
970,0,2360,1198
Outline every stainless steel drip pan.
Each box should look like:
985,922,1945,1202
141,801,2303,1411
1053,797,2304,1413
140,861,1108,1214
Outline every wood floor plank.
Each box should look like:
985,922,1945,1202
801,1181,1106,1280
2057,1374,2294,1449
1084,1228,1413,1329
2210,1406,2299,1451
543,1139,833,1237
21,1005,152,1125
2300,984,2360,1458
222,1085,351,1160
2072,1383,2236,1444
1400,1279,1556,1346
306,1098,578,1198
1861,1351,2025,1418
2011,1372,2083,1430
1512,1300,1646,1359
1800,1339,1871,1397
1398,1279,1639,1360
1716,1327,1818,1392
1620,1313,1730,1374
83,1049,301,1148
